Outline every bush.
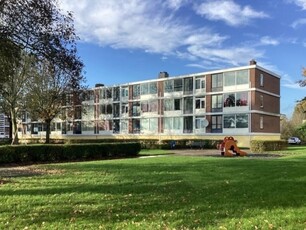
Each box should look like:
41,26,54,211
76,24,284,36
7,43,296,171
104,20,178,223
250,140,287,153
0,143,141,165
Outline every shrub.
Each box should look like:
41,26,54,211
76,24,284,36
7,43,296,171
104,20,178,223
250,140,287,153
0,143,141,165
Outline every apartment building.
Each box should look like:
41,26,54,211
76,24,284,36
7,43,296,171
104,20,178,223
0,113,10,138
20,60,281,147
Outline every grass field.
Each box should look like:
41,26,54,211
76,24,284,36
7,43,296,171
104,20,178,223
1,147,306,229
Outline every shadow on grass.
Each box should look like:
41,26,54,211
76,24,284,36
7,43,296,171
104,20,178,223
1,156,306,228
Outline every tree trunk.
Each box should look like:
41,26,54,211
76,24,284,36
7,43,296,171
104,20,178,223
45,119,51,144
10,109,19,145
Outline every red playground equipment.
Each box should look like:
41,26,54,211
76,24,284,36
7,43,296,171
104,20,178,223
217,136,247,157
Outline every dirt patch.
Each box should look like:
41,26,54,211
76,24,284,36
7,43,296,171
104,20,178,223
0,166,63,182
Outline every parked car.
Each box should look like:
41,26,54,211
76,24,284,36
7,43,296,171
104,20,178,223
288,137,301,144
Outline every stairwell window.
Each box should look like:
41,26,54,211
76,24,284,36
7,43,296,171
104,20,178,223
260,95,264,108
260,116,264,129
260,74,264,87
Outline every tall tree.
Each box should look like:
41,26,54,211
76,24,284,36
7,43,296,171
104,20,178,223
0,53,36,144
25,60,84,144
0,0,84,144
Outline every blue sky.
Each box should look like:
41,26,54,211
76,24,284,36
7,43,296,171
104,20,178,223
59,0,306,117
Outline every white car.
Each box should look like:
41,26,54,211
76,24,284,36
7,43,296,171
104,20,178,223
288,137,301,144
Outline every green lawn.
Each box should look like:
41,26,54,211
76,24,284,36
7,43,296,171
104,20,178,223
1,148,306,229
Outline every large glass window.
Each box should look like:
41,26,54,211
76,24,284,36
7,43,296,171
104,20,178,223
184,77,193,95
236,114,248,128
141,83,149,95
113,103,120,117
224,115,236,128
224,93,235,107
164,99,173,111
174,79,183,92
141,118,158,132
212,73,223,91
174,99,181,110
236,92,248,106
164,117,182,130
132,119,140,133
149,82,157,94
164,80,173,93
133,84,140,99
132,102,140,116
212,94,223,111
211,115,222,133
224,71,235,86
183,97,193,114
237,70,249,85
113,87,120,101
224,114,248,128
183,116,193,133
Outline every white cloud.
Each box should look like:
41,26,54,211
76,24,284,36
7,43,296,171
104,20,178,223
194,0,268,26
291,18,306,28
290,0,306,10
260,36,280,46
165,0,189,11
186,45,264,66
59,0,270,69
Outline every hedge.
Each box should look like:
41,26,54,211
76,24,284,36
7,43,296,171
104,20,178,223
0,142,141,165
250,140,287,153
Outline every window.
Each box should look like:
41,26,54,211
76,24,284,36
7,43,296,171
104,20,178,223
113,103,120,117
141,118,158,132
132,119,140,133
164,80,173,93
212,73,223,91
260,116,263,129
195,97,205,109
183,97,193,114
183,116,193,133
121,120,128,132
184,77,193,95
149,82,157,94
113,87,120,101
149,100,158,112
260,95,264,108
195,77,205,90
224,115,236,128
121,103,128,115
133,84,140,99
260,74,264,87
121,87,128,97
132,102,140,116
236,70,249,85
211,115,222,133
224,114,249,128
223,93,235,107
141,83,149,95
236,114,248,128
174,79,183,91
236,92,248,106
212,94,223,111
174,99,181,110
164,99,173,111
224,71,235,86
164,117,182,130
